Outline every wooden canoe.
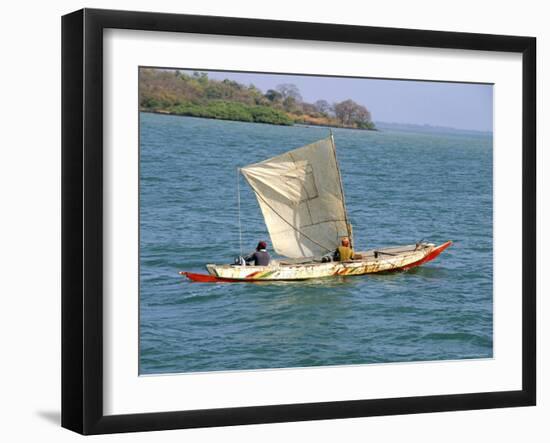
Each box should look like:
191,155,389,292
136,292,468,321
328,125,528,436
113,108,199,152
180,241,452,283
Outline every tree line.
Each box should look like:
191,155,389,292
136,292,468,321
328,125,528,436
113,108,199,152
139,69,376,130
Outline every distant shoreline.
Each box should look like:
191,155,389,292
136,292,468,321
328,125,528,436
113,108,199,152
141,111,494,136
140,108,378,131
376,121,493,136
139,69,377,131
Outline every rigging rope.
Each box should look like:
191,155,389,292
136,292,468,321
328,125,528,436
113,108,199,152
245,183,334,254
237,168,243,257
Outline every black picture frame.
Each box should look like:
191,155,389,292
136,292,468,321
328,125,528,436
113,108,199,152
61,8,536,435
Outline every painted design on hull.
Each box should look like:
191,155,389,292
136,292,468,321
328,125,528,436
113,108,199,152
181,241,452,283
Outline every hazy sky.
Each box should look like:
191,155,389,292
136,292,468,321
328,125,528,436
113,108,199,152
182,69,493,132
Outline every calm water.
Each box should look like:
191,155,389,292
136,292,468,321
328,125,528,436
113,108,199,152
139,112,493,374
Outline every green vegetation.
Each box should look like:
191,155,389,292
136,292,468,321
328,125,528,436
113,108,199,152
139,69,376,130
166,101,293,125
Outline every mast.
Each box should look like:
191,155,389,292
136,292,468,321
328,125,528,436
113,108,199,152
329,130,354,249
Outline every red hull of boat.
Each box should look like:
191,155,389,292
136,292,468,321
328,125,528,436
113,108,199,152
179,271,241,283
397,240,452,271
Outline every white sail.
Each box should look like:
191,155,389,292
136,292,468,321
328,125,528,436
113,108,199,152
240,135,352,258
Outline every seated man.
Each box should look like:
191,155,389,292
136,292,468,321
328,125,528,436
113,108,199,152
244,241,271,266
334,237,354,261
